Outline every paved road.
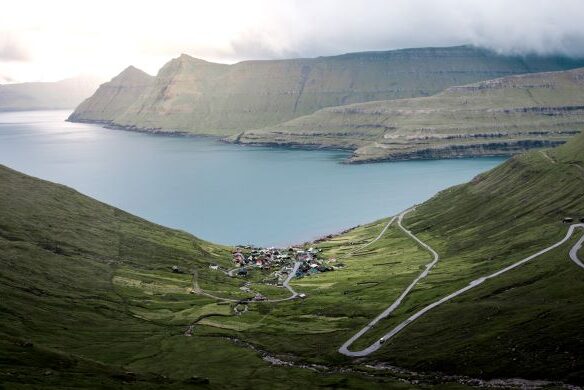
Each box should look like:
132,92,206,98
342,216,396,258
193,261,303,303
339,208,440,357
339,221,584,357
569,229,584,269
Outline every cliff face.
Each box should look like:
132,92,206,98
67,66,154,123
69,46,584,136
232,67,584,162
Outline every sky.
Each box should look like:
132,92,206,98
2,0,584,83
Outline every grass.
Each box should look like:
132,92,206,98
0,164,421,388
70,46,584,136
234,67,584,162
1,130,583,388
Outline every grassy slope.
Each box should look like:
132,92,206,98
0,165,414,389
216,132,584,385
359,131,584,381
68,66,154,123
70,46,584,136
233,67,584,162
2,133,583,387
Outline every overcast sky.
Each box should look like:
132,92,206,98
2,0,584,83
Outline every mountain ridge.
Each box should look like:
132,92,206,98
69,45,584,136
231,66,584,162
0,75,102,111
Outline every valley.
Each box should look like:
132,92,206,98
1,129,584,388
5,3,584,389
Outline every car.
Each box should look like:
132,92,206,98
379,337,386,344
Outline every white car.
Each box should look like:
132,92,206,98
379,337,386,344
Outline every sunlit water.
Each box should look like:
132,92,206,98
0,110,505,246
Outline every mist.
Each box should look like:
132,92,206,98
2,0,584,82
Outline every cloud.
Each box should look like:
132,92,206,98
0,73,14,83
3,0,584,82
0,33,30,61
221,0,584,59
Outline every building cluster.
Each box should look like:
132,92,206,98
232,246,341,278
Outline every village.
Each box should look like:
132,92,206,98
206,245,344,302
233,245,336,273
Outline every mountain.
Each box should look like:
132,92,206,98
68,66,154,123
68,46,584,136
231,67,584,162
0,75,102,111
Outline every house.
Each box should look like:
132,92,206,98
253,293,267,301
209,263,219,270
237,268,248,276
563,217,574,223
171,265,184,274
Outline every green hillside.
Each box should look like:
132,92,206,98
214,132,584,385
326,129,584,381
1,132,583,387
69,46,584,136
232,67,584,162
0,165,416,389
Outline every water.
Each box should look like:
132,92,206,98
0,110,505,246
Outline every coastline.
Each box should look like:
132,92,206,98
66,117,570,164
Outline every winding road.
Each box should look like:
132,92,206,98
339,208,440,356
342,216,397,258
339,217,584,357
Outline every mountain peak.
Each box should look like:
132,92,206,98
119,65,149,77
110,66,152,85
174,53,211,65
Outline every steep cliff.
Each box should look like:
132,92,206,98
67,66,153,123
69,46,584,136
232,67,584,162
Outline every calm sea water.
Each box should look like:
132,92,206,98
0,110,505,246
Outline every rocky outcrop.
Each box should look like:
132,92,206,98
232,67,584,162
69,46,584,136
348,140,567,163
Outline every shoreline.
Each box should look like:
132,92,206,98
67,117,531,164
